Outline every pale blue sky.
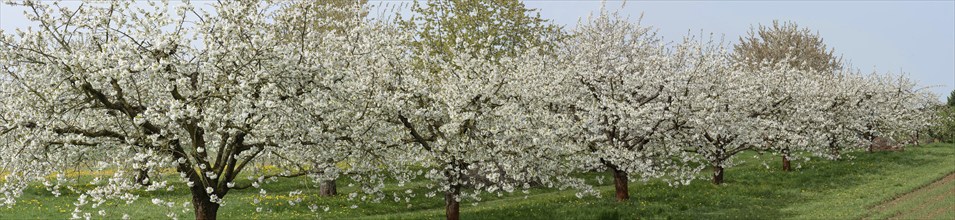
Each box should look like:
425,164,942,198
523,0,955,101
2,0,953,101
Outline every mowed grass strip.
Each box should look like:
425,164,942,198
784,143,955,220
866,172,955,220
1,143,953,219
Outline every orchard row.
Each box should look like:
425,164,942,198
0,1,937,220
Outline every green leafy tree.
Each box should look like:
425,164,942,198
274,0,369,42
947,90,955,108
936,90,955,143
400,0,562,66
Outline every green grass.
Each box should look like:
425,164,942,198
881,180,955,220
1,143,953,219
864,166,955,220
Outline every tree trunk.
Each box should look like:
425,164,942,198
914,131,920,146
828,140,841,159
782,156,791,172
781,148,792,172
713,164,724,185
319,179,337,196
193,193,220,220
135,169,151,186
610,166,629,202
445,184,461,220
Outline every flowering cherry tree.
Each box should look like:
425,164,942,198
793,70,871,159
679,55,936,184
668,37,765,185
383,1,591,219
365,39,591,219
851,72,937,151
554,9,700,201
267,0,394,198
670,38,820,184
734,63,823,172
794,69,936,161
0,1,388,219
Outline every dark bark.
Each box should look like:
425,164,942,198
782,156,792,172
828,140,841,159
170,141,222,220
134,169,151,186
781,148,792,172
914,131,920,146
445,184,461,220
610,166,629,202
192,192,220,220
713,164,724,185
319,179,337,196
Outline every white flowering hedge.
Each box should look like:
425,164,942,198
0,1,937,220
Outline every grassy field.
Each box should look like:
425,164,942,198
1,143,953,219
865,172,955,219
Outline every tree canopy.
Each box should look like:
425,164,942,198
732,20,843,73
401,0,562,65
